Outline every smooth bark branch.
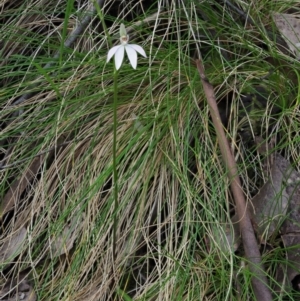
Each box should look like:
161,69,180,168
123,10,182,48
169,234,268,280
196,59,272,301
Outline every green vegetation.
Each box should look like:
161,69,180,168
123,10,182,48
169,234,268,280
1,0,300,300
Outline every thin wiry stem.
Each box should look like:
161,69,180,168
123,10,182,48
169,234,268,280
112,70,119,262
94,0,118,266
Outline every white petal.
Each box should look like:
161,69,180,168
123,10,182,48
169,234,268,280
114,45,125,70
107,45,120,62
125,45,138,69
128,44,147,58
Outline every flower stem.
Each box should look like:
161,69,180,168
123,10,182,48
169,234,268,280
112,69,118,261
94,0,117,262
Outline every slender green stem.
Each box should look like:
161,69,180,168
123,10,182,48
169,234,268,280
112,69,118,261
93,0,117,261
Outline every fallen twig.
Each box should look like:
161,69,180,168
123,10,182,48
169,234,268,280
0,155,44,217
196,59,272,301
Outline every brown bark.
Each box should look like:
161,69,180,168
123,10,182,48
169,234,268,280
196,59,272,300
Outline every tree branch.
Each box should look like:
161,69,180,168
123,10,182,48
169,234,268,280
196,59,272,301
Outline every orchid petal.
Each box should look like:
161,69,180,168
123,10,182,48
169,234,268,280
107,24,147,70
125,45,138,69
107,45,120,63
114,45,125,70
129,44,147,58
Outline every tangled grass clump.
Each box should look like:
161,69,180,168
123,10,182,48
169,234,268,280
1,0,300,300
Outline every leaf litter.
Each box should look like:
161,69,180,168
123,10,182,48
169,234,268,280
48,213,83,258
227,142,300,292
273,12,300,59
0,227,27,262
0,276,36,301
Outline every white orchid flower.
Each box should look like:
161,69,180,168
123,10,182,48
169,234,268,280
107,23,147,70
